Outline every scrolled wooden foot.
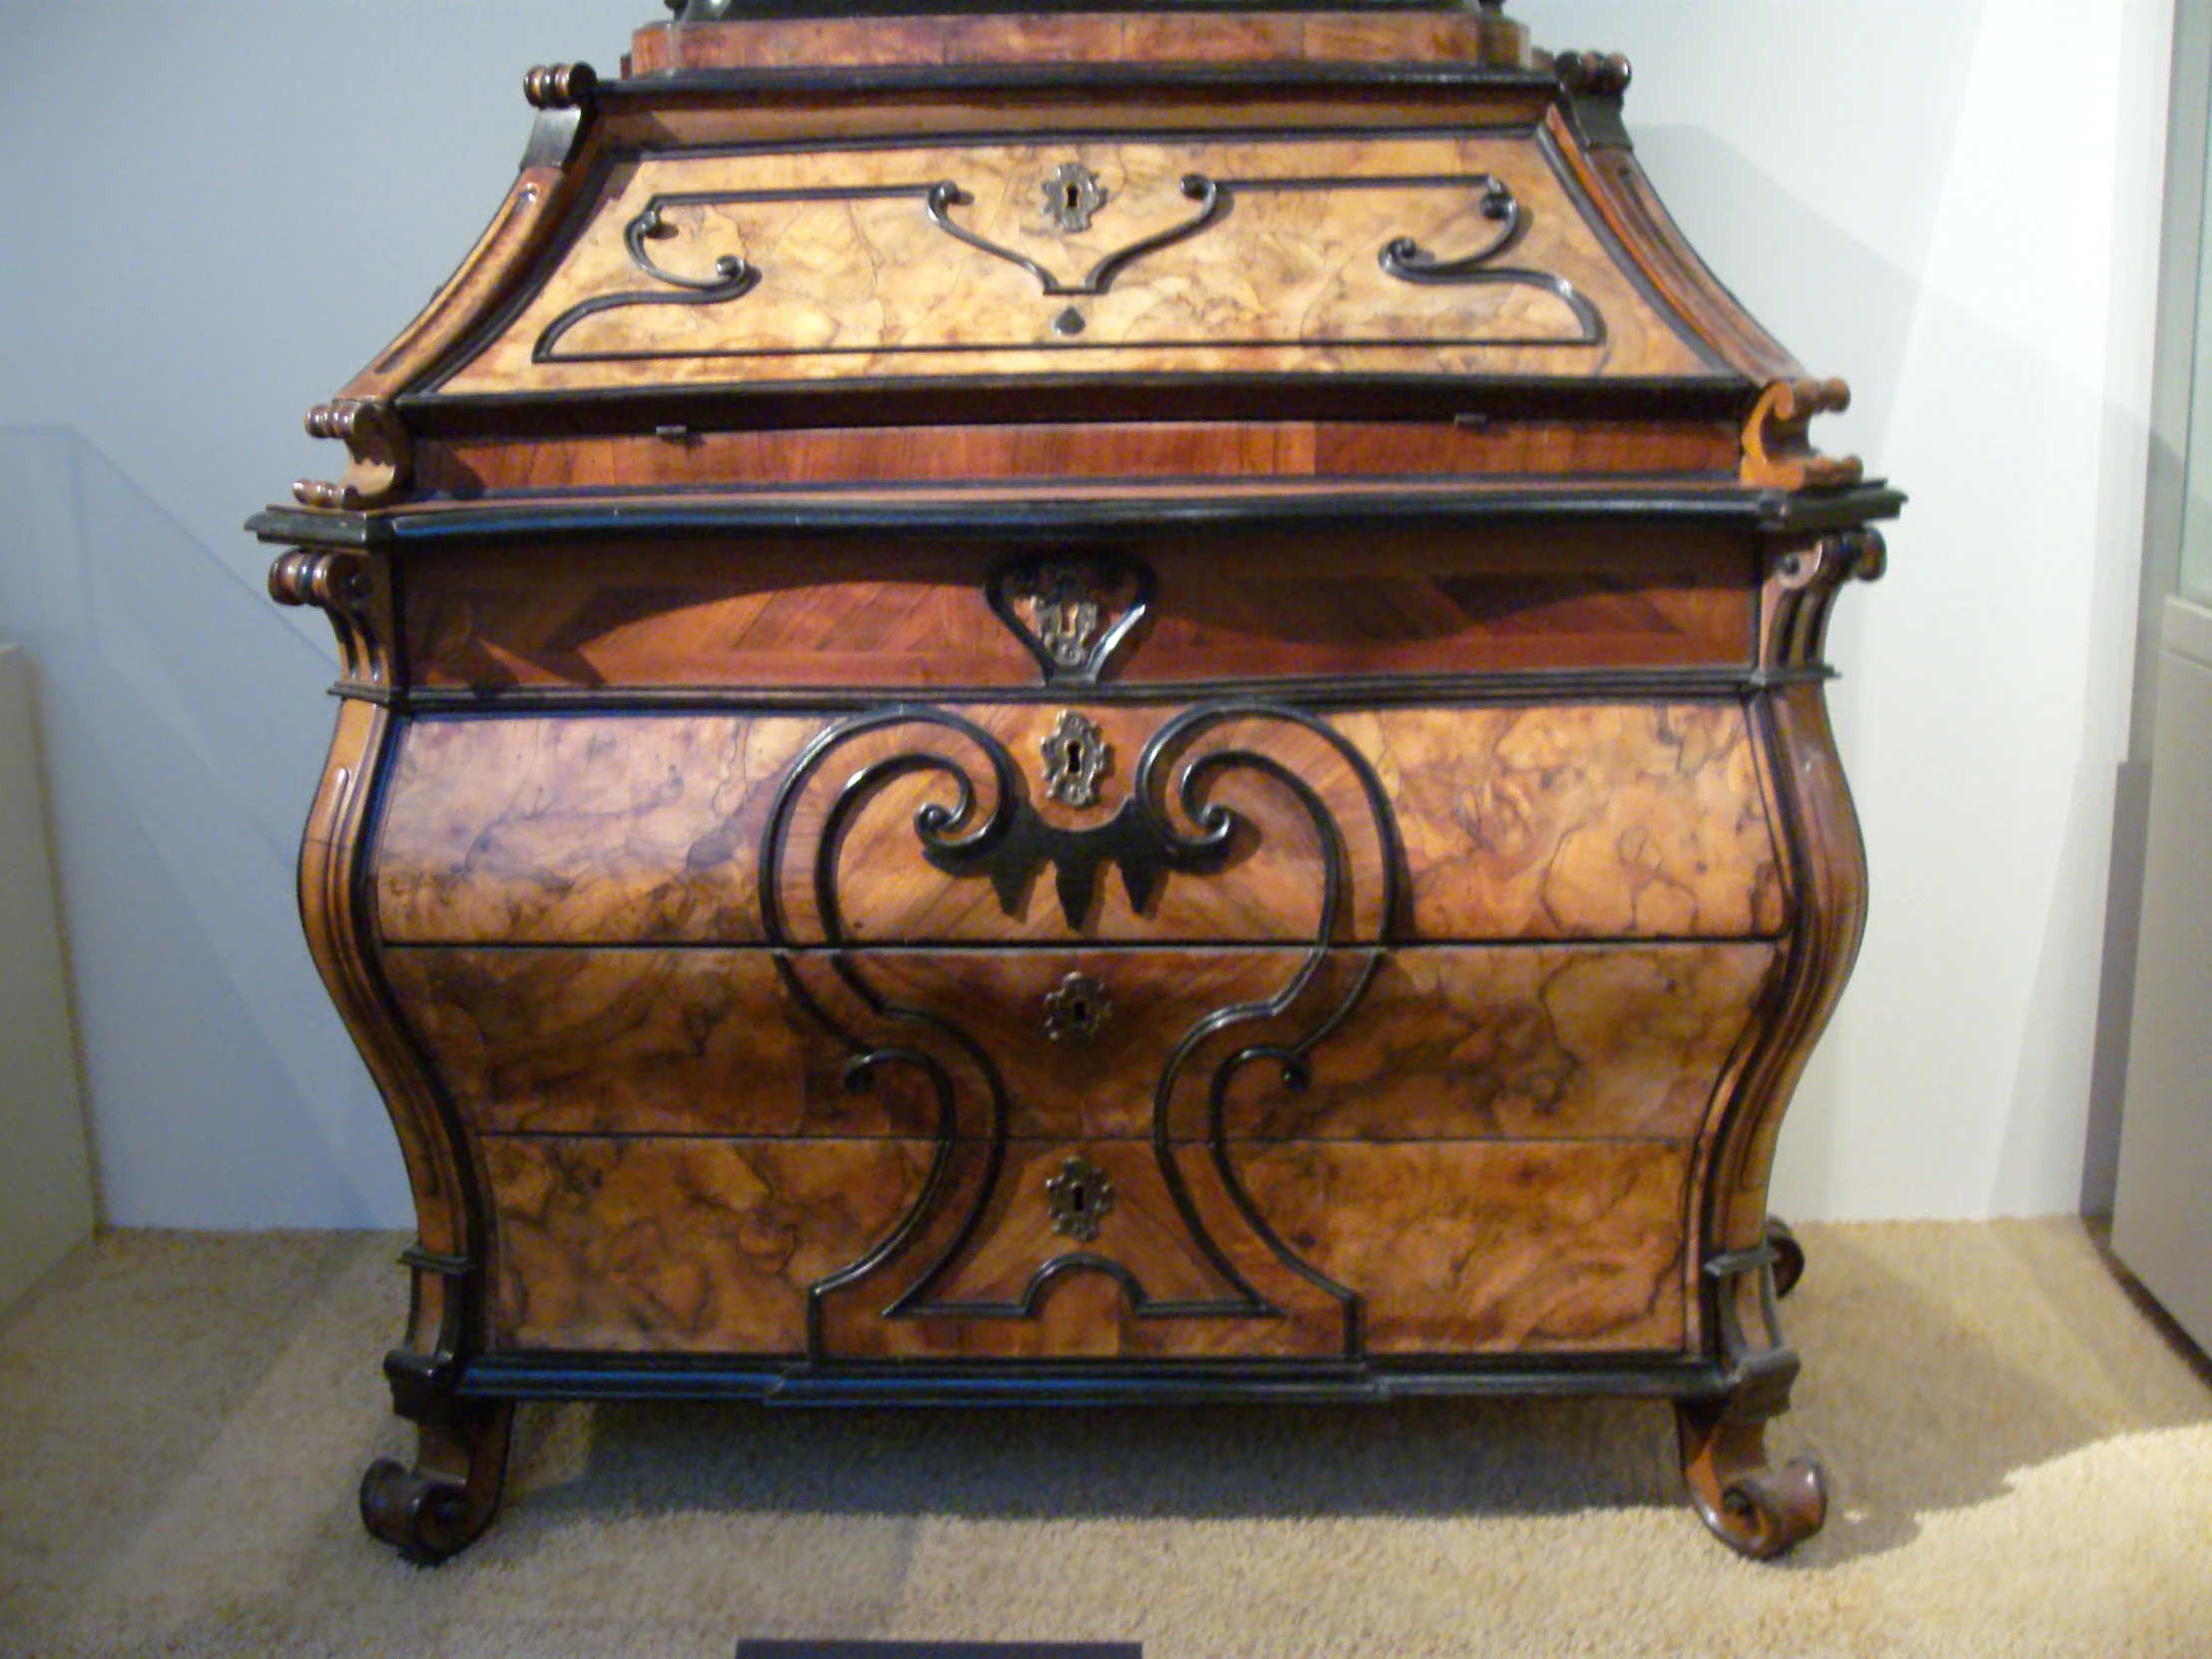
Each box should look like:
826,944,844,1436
1676,1400,1827,1560
359,1398,513,1564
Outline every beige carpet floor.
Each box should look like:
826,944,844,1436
0,1221,2206,1658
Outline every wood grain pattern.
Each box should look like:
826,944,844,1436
415,419,1740,497
1214,943,1778,1143
373,714,819,945
1344,702,1786,941
399,524,1757,692
381,941,1776,1144
1236,1140,1691,1352
484,1135,933,1354
382,946,944,1137
373,703,1782,945
437,132,1718,394
628,11,1515,75
825,1138,1338,1363
484,1134,1690,1357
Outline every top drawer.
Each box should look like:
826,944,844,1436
398,523,1758,693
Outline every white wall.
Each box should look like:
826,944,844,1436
0,1,2172,1226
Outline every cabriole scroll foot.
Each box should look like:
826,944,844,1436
1675,1400,1827,1559
359,1397,513,1564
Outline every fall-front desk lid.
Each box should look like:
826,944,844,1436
272,6,1873,520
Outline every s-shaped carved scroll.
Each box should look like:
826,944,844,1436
759,703,1398,1355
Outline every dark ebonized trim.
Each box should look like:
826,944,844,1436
397,372,1746,438
453,1352,1733,1404
607,62,1563,99
336,666,1833,718
247,482,1903,549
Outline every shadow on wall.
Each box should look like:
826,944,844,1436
0,425,407,1227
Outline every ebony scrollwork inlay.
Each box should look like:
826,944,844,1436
928,174,1224,297
760,700,1397,1343
530,170,1607,364
1377,176,1606,344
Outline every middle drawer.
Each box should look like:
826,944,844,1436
374,701,1788,948
385,942,1777,1144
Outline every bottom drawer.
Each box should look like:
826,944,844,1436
482,1133,1691,1361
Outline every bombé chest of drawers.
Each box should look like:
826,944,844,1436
253,1,1898,1564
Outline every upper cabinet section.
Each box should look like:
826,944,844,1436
429,129,1725,395
276,9,1873,510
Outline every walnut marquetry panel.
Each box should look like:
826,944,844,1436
376,704,1780,946
483,1135,934,1354
436,133,1721,394
400,527,1758,691
484,1134,1689,1357
1236,1140,1691,1352
382,941,1777,1142
415,419,1741,497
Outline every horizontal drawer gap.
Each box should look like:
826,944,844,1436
380,934,1786,954
474,1130,1699,1148
385,670,1804,715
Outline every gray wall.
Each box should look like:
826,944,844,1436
0,1,2176,1225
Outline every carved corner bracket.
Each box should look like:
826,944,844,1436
1760,528,1886,671
295,398,413,511
269,547,391,688
1741,377,1864,491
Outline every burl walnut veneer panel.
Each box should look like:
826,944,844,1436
1237,1139,1691,1352
440,133,1717,394
485,1134,1689,1358
375,703,1783,946
484,1135,934,1355
399,529,1758,692
388,942,1776,1143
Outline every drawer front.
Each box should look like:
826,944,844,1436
432,130,1721,395
480,1133,1689,1359
390,942,1776,1144
483,1135,934,1356
375,701,1784,947
400,527,1758,693
1234,1140,1691,1354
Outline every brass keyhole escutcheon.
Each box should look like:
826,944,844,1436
1044,1154,1116,1243
1042,162,1106,234
1044,970,1112,1045
1041,710,1111,809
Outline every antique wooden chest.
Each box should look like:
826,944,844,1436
252,0,1899,1563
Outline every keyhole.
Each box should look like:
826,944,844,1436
1069,1186,1090,1216
1064,182,1082,214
